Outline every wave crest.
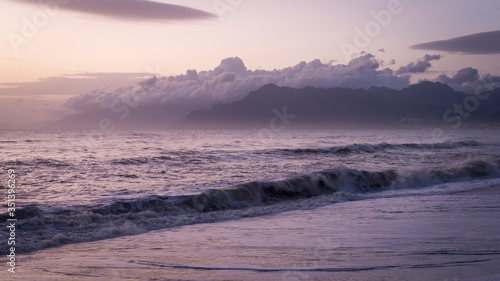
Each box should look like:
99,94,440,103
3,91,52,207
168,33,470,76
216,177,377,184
273,140,483,155
3,157,499,255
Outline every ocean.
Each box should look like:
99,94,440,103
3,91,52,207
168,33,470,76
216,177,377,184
1,129,500,280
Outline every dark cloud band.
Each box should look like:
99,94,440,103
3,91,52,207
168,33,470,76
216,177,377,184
15,0,216,22
410,30,500,55
395,54,442,75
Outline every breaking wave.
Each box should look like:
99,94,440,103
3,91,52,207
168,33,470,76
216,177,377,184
273,140,483,155
3,157,499,254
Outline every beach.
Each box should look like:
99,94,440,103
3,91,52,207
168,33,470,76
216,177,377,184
13,184,500,281
3,0,500,279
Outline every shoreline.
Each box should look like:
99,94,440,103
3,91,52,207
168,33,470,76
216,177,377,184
12,184,500,280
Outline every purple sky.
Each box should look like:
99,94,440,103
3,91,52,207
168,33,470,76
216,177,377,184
0,0,499,127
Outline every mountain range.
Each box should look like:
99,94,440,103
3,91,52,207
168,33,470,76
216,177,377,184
173,82,500,129
47,81,500,130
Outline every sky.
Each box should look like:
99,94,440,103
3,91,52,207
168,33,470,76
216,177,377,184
0,0,499,128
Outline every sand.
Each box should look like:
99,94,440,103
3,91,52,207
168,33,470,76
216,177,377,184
11,185,500,281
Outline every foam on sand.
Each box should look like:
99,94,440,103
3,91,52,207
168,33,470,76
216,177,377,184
16,185,500,281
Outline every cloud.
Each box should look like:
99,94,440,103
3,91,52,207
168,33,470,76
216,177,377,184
411,30,500,54
66,54,411,117
14,0,215,22
0,73,146,98
395,54,442,75
0,73,154,127
432,67,500,93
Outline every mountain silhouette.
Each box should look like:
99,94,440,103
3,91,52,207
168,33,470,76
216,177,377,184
47,81,500,130
173,82,500,129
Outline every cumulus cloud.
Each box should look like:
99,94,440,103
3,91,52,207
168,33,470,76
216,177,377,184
14,0,215,22
411,30,500,54
395,54,442,75
66,54,411,116
433,67,500,93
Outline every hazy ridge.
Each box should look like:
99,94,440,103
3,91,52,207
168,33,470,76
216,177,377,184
46,81,500,130
174,81,500,129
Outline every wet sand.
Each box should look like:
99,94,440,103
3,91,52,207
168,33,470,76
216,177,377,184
12,185,500,281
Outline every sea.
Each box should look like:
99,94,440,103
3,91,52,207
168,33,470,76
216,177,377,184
1,129,500,280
